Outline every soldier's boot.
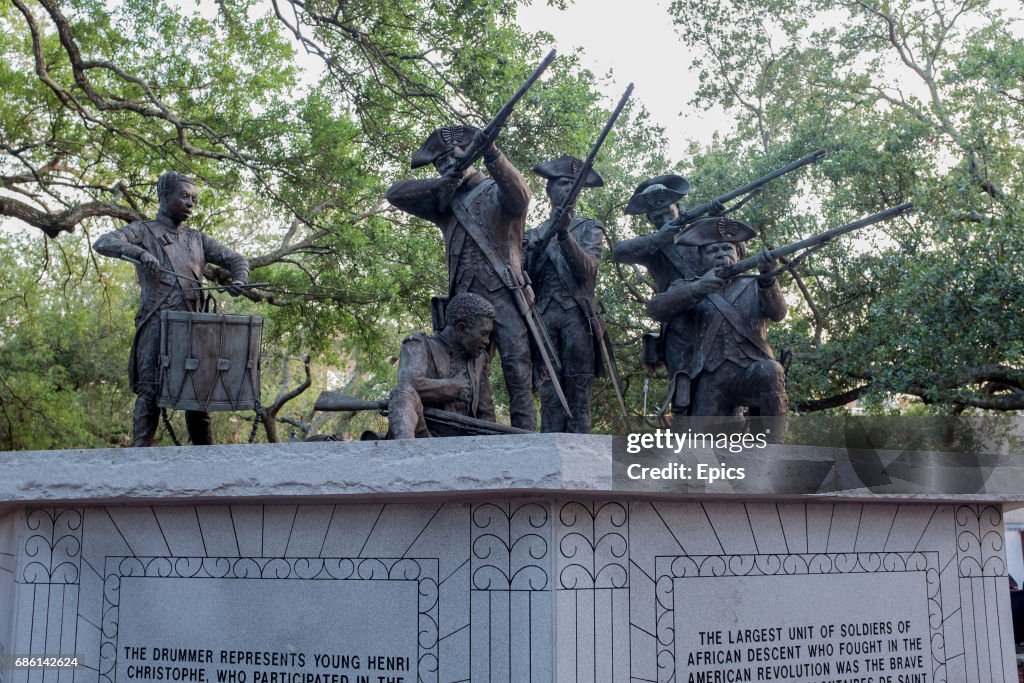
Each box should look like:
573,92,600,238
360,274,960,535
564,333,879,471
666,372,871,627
538,379,568,433
502,353,537,432
758,391,788,442
508,379,537,432
131,392,160,447
185,410,214,446
565,373,594,434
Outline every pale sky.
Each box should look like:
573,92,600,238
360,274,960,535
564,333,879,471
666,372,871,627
516,0,728,148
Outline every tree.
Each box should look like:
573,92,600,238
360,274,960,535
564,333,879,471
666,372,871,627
0,0,669,446
665,0,1024,411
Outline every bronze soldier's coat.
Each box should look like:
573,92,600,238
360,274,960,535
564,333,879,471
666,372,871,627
386,151,536,430
524,216,606,432
613,229,701,386
648,273,787,416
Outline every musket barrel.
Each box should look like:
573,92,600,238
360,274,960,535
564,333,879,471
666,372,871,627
672,149,827,236
717,201,914,278
566,82,634,207
453,49,557,174
536,83,634,253
715,148,826,206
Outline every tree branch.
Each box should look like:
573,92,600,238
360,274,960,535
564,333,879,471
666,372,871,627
0,194,142,237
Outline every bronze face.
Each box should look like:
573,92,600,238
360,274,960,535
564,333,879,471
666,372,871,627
547,176,574,208
164,180,197,225
700,241,739,271
646,203,680,228
457,317,493,358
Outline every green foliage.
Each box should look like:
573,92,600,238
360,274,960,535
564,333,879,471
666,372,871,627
0,0,668,445
0,231,136,449
668,0,1024,412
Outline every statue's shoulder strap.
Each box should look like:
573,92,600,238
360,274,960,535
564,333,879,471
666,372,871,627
706,283,773,357
450,181,512,287
659,244,695,280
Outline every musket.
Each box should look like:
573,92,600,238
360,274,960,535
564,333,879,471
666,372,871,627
120,256,268,290
449,49,557,176
670,149,827,237
313,391,531,436
534,83,634,255
584,300,629,427
715,202,915,279
526,85,634,420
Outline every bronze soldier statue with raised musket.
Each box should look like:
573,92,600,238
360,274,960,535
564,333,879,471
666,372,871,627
522,84,632,433
386,125,538,430
386,52,557,431
93,172,250,447
523,156,607,433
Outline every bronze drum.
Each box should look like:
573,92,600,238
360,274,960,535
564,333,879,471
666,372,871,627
158,311,263,412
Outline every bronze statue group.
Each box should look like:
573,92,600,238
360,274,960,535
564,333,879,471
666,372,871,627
94,55,911,445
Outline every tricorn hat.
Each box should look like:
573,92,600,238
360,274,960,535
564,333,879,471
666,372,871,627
531,156,604,187
623,174,691,215
675,216,757,246
411,125,481,169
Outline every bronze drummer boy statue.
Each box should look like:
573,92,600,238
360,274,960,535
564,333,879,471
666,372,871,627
94,172,250,447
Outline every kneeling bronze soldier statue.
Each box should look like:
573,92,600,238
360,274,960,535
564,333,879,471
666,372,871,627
93,172,249,447
389,292,497,439
646,217,787,422
314,292,529,439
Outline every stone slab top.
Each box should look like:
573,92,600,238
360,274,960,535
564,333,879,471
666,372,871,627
2,433,1023,508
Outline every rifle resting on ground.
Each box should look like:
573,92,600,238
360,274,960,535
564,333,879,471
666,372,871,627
313,391,531,437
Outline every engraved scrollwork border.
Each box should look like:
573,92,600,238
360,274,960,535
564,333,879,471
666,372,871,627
557,501,628,590
955,504,1005,578
471,502,550,591
98,557,439,683
655,552,942,683
21,507,83,584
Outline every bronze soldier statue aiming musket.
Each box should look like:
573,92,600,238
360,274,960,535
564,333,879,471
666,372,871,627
647,217,788,422
93,172,250,447
613,174,716,413
614,152,826,419
613,151,825,293
645,202,914,424
386,51,557,431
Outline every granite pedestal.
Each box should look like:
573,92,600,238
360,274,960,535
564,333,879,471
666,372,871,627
1,434,1020,682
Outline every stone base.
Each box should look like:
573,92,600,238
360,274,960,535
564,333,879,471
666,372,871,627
1,435,1019,683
